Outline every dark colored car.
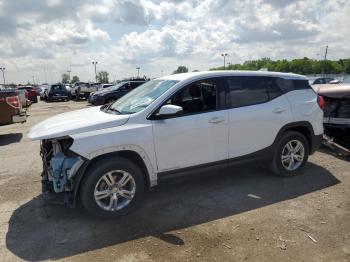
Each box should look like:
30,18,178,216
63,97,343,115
0,89,27,125
18,86,38,103
309,77,335,85
46,84,70,102
88,80,146,105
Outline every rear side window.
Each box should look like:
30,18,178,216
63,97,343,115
265,77,283,100
226,76,269,108
275,78,311,92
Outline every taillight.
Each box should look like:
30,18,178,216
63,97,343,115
317,95,325,110
6,96,20,109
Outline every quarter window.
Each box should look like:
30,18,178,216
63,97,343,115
226,76,269,108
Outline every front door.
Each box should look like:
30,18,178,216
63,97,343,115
152,78,229,172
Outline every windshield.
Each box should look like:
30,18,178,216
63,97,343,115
105,83,124,91
108,80,178,114
342,76,350,84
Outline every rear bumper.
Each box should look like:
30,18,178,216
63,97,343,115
48,95,68,101
12,113,27,123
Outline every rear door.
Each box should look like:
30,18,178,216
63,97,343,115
226,76,292,158
152,77,229,172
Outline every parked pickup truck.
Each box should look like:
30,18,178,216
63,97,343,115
71,82,97,99
0,89,27,125
18,86,38,103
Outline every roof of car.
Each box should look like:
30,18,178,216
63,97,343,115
159,70,307,81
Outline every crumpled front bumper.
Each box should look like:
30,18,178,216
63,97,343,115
40,139,88,207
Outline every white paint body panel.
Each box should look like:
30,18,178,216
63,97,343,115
152,111,229,172
228,95,293,158
28,106,129,140
285,90,323,135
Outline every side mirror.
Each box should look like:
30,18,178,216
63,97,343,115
329,79,340,84
155,105,183,119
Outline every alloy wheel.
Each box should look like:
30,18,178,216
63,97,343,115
281,140,305,171
94,170,136,211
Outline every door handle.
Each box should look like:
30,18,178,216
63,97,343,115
209,117,225,124
273,108,286,114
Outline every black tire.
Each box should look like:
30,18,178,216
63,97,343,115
80,157,145,219
270,131,309,177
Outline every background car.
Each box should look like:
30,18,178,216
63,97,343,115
18,86,38,103
46,84,70,102
309,77,335,85
88,80,146,105
0,89,26,125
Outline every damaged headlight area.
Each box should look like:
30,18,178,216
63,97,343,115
40,137,85,205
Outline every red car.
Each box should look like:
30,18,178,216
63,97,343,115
0,89,27,125
18,86,38,103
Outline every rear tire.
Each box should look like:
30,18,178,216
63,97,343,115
270,131,309,177
80,157,145,219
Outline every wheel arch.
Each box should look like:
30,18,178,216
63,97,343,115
72,147,157,207
274,121,315,153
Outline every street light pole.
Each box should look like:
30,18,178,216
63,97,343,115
221,53,228,69
32,75,35,85
323,45,328,75
136,67,140,78
0,67,5,86
92,61,98,82
67,69,71,83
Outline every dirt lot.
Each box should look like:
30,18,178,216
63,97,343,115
0,100,349,262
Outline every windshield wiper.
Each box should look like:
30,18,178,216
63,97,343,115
107,107,121,114
100,104,108,112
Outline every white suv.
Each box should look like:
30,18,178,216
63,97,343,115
28,71,324,218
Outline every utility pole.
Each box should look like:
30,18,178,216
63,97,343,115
323,45,328,75
221,53,228,69
324,45,328,60
0,67,5,86
136,67,140,78
67,69,71,83
92,61,98,82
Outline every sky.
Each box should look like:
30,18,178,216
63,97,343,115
0,0,349,84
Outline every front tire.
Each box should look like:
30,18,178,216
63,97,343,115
270,131,309,177
80,157,145,219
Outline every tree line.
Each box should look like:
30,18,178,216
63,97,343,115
61,71,109,84
209,57,350,75
61,57,350,84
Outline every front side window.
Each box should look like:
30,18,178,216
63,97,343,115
109,80,179,114
226,76,269,108
164,79,220,115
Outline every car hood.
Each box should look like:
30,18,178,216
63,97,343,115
28,106,130,140
312,83,350,98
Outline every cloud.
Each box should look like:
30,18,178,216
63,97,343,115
0,0,349,83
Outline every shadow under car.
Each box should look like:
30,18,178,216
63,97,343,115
6,162,339,261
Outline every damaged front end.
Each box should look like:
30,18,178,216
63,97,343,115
317,84,350,156
40,138,87,206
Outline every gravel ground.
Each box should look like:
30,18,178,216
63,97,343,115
0,100,349,262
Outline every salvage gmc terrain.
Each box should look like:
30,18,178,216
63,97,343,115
28,71,324,218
